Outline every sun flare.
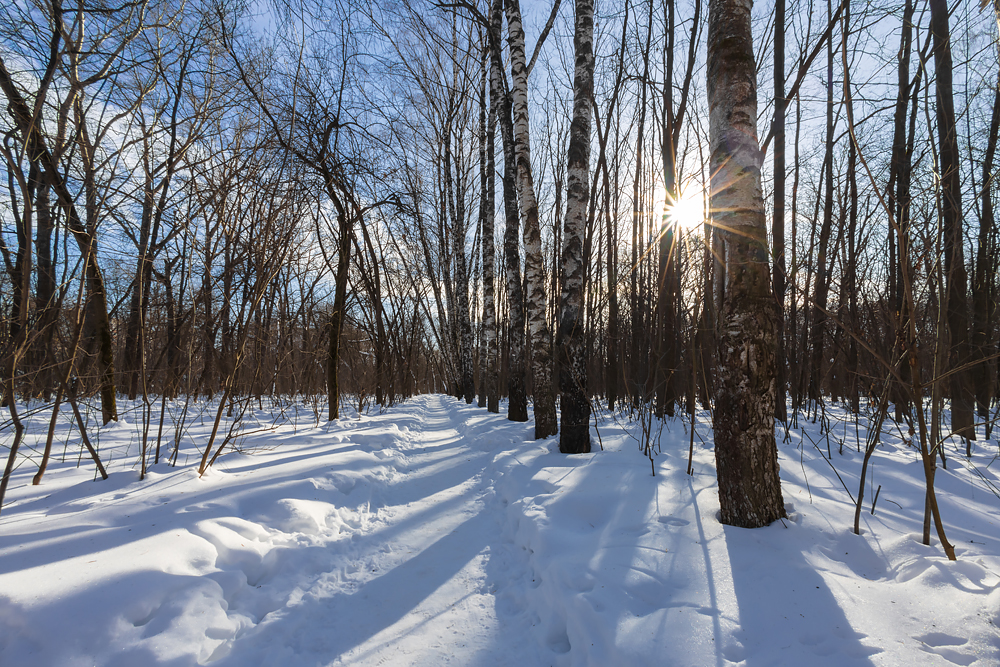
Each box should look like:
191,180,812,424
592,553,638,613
663,186,706,230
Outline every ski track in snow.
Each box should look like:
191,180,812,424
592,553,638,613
1,394,999,666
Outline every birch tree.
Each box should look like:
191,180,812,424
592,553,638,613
708,0,785,527
478,44,500,413
557,0,595,454
505,0,557,438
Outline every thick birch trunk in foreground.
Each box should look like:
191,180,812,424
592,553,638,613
500,95,528,422
708,0,785,527
557,0,595,454
506,0,556,438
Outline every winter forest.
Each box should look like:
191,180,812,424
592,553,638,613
2,0,1000,664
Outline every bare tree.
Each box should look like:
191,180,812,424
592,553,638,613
929,0,974,440
708,0,785,527
557,0,595,454
505,0,557,438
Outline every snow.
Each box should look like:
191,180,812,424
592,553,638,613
1,394,999,666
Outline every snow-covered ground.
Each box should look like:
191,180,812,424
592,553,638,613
1,393,998,666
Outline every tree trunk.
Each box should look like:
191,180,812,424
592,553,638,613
929,0,974,440
972,50,1000,434
481,45,500,414
506,0,556,437
772,0,787,422
630,0,654,403
843,1,859,413
708,0,785,527
33,181,57,401
328,211,352,420
810,0,836,407
887,0,915,421
489,0,527,422
558,0,595,453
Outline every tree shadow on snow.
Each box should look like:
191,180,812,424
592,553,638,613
722,514,882,666
219,508,490,664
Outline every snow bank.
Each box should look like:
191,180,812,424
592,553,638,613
494,406,1000,666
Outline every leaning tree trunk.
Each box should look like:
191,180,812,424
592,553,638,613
708,0,785,527
557,0,595,454
929,0,974,440
506,0,557,438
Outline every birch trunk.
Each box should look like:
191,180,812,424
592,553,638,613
480,47,500,413
557,0,595,453
489,0,528,421
506,0,556,438
444,102,475,404
708,0,785,527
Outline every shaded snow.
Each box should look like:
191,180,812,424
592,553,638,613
1,394,999,665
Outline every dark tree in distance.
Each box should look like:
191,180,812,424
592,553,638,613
929,0,974,440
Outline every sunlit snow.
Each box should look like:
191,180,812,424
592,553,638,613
1,394,998,665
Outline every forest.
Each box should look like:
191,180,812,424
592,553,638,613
2,0,1000,532
2,0,1000,663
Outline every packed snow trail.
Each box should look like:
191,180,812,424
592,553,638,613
209,394,541,665
1,394,999,665
0,395,543,665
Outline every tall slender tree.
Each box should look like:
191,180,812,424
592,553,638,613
558,0,596,453
506,0,557,438
772,0,787,422
479,44,500,413
929,0,974,440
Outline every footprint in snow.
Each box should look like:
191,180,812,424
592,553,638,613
657,516,690,527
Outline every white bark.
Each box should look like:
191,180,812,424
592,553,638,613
506,0,556,438
557,0,595,453
708,0,786,527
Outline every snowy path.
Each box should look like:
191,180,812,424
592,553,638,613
1,394,999,666
213,394,539,665
0,395,543,666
